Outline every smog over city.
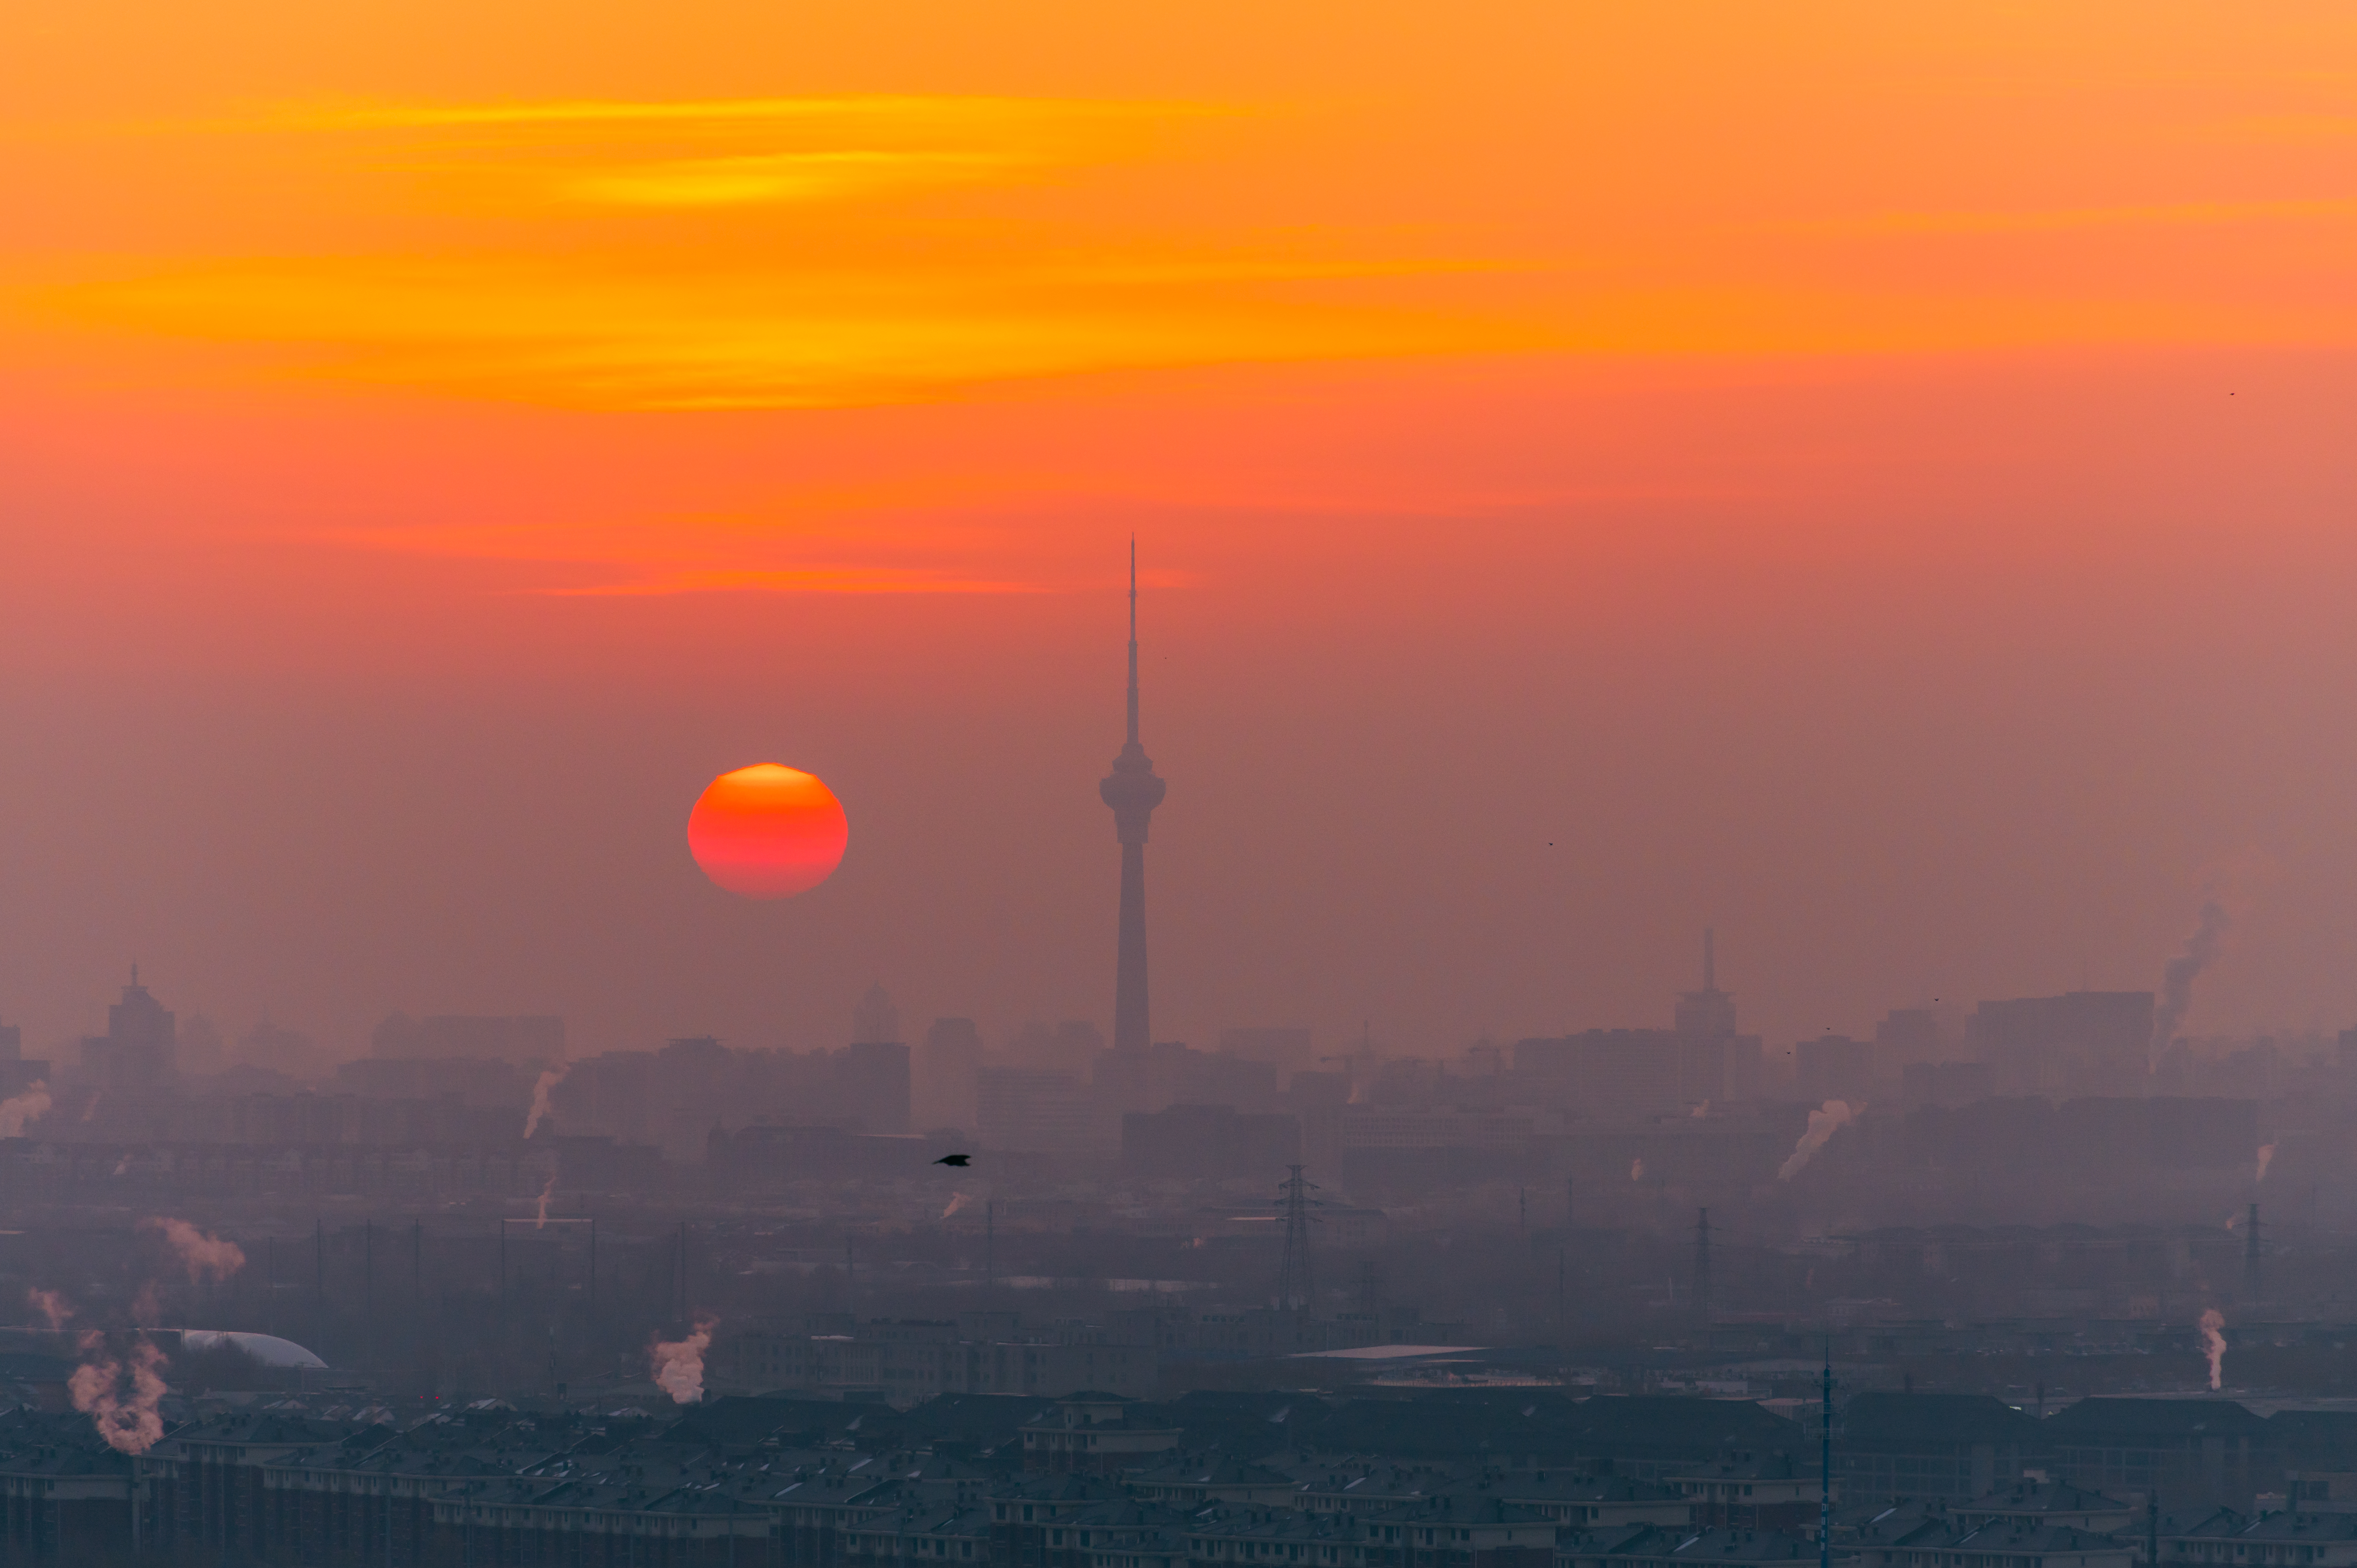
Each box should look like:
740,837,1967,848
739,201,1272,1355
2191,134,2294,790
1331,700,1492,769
8,4,2357,1565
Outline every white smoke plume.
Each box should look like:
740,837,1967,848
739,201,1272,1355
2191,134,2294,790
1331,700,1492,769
26,1288,73,1330
941,1191,973,1221
2153,899,2230,1056
523,1063,570,1140
2256,1144,2277,1184
80,1090,102,1124
1629,1158,1645,1182
1779,1100,1861,1180
70,1337,170,1455
535,1173,558,1227
650,1317,716,1404
2201,1307,2227,1391
139,1217,246,1284
0,1082,51,1138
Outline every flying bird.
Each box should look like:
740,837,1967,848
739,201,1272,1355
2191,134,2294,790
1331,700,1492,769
933,1153,971,1167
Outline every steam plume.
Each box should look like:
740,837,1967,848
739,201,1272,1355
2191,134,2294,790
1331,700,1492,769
139,1217,246,1284
70,1338,170,1455
650,1317,716,1404
2153,899,2230,1056
2256,1144,2276,1184
534,1173,557,1227
79,1089,101,1124
523,1062,570,1139
941,1191,972,1220
0,1081,51,1138
2200,1307,2227,1390
25,1288,73,1330
1779,1100,1860,1180
1629,1158,1645,1182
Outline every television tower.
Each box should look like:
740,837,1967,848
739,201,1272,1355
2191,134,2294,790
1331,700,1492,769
1100,540,1168,1051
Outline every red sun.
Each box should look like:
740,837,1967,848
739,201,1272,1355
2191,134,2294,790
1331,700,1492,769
687,764,849,899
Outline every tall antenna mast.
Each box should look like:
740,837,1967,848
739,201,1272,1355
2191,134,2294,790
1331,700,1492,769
1126,536,1140,746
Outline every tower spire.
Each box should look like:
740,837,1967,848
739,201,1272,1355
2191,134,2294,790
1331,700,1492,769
1126,536,1140,747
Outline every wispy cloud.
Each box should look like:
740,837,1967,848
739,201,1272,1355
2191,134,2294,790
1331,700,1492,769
1837,195,2357,236
252,93,1225,210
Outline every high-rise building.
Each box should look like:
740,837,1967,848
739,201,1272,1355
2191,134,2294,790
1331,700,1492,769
917,1017,981,1129
80,966,175,1086
1674,929,1759,1102
1969,991,2155,1095
977,1065,1094,1150
852,982,900,1046
1098,542,1167,1052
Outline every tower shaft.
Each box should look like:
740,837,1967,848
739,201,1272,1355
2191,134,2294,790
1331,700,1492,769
1115,841,1150,1051
1100,540,1167,1052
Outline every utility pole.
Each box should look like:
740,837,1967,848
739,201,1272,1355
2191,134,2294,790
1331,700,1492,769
1819,1342,1834,1568
1694,1209,1713,1327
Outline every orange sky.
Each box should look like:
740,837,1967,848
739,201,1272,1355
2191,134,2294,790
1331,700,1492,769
5,2,2357,1062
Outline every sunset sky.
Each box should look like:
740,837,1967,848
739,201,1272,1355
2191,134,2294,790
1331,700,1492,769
6,2,2357,1062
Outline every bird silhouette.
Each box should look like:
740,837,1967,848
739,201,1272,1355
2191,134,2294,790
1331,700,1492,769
933,1153,971,1167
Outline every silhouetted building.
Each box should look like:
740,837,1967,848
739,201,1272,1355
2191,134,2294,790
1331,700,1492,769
918,1016,982,1129
79,966,174,1086
1122,1102,1300,1179
1796,1034,1874,1102
852,982,900,1046
0,1023,37,1101
1902,1060,1997,1105
1099,543,1167,1053
839,1040,912,1132
371,1013,564,1064
1836,1392,2041,1501
978,1067,1094,1150
1970,991,2154,1096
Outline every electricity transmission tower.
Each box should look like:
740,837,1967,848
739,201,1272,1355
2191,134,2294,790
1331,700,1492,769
1276,1165,1321,1312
